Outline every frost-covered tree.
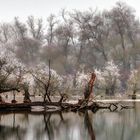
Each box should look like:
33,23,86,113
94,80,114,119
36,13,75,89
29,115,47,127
75,71,90,88
31,62,63,102
0,46,24,95
95,61,120,95
127,69,140,95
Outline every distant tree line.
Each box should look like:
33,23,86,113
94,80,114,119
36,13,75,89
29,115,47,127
0,1,140,97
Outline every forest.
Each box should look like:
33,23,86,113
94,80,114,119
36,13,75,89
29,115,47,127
0,1,140,107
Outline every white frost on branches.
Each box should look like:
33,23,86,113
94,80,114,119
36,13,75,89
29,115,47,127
32,63,63,84
127,69,140,93
76,71,90,88
0,46,24,69
95,61,120,93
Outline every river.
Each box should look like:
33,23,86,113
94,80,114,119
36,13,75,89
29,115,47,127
0,102,139,140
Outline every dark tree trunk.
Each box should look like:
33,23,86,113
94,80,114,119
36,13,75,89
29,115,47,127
84,72,96,102
44,60,52,102
23,84,31,103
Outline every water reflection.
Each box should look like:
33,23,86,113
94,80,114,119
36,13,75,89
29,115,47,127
0,103,140,140
84,111,95,140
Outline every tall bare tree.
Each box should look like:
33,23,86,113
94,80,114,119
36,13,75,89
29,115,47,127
27,16,44,41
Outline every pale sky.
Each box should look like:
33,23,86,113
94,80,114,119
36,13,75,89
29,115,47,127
0,0,140,22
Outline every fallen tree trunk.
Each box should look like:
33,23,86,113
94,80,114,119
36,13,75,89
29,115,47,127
0,100,133,113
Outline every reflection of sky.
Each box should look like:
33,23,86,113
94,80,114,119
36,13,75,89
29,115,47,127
94,108,140,140
70,127,81,140
0,0,140,22
1,106,140,140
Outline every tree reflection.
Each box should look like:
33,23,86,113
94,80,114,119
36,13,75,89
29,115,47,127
0,105,140,140
32,112,69,140
0,123,26,140
84,111,95,140
44,114,54,140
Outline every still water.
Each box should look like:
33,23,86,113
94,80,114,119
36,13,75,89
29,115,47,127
0,103,139,140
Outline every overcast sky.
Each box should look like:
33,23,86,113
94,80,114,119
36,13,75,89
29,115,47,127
0,0,139,22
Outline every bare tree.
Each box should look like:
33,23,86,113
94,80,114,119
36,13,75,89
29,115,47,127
14,17,40,65
14,17,27,40
71,10,109,69
46,14,58,45
0,23,13,44
32,60,52,102
108,2,138,69
27,16,44,41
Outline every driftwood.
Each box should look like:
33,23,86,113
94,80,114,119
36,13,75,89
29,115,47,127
0,100,133,113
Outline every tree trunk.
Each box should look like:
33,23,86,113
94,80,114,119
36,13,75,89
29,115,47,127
84,72,96,101
23,84,31,103
44,60,52,102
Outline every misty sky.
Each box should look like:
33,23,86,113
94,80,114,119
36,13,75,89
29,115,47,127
0,0,140,22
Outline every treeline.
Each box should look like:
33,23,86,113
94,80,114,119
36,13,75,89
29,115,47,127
0,1,140,96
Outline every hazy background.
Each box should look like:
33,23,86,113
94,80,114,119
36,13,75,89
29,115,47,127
0,0,140,22
0,0,140,96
